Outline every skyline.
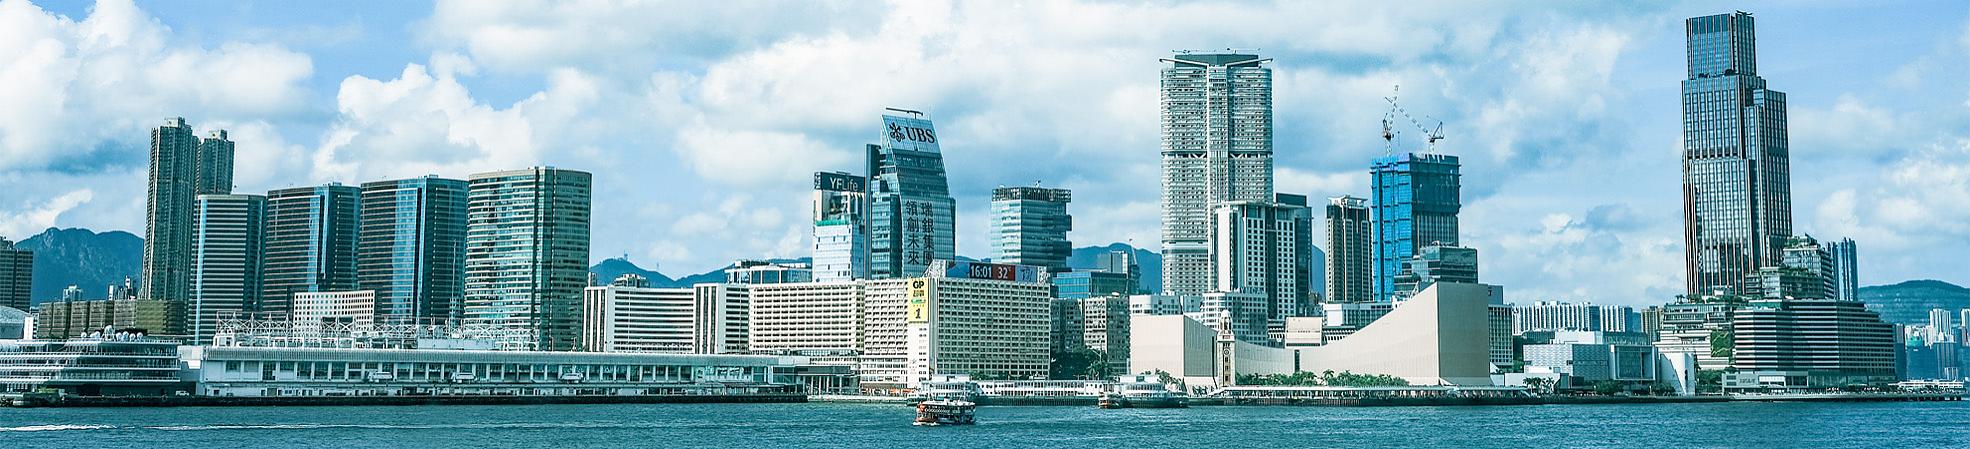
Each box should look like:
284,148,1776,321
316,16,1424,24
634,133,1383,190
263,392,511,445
3,1,1970,307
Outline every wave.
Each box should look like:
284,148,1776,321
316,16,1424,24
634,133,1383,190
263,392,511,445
0,424,118,432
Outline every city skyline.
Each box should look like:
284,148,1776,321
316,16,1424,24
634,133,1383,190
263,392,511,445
3,2,1970,307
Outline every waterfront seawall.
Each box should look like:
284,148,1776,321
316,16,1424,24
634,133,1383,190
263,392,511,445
7,393,807,408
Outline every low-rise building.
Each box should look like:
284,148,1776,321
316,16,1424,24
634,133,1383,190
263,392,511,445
1521,330,1659,389
0,336,190,396
31,298,182,340
180,346,804,397
1726,298,1899,391
293,290,378,327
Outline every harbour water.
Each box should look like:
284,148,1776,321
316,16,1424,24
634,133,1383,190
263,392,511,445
4,401,1967,448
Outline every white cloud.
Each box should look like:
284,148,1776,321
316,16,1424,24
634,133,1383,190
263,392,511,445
0,0,314,172
0,188,93,238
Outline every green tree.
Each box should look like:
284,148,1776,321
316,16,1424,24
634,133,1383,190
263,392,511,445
1522,377,1552,394
1593,380,1624,395
1709,328,1735,359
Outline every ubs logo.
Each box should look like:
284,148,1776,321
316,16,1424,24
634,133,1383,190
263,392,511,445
888,122,936,144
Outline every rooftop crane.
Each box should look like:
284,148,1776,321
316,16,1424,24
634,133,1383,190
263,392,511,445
1381,85,1446,154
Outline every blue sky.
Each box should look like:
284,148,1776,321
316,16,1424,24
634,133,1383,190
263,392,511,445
2,0,1967,306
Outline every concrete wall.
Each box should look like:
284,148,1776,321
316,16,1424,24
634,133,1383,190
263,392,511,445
1128,314,1215,378
1294,283,1494,385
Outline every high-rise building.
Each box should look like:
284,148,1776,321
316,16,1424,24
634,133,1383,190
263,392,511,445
262,184,362,317
1371,153,1461,302
463,167,592,351
1212,198,1309,321
358,176,469,324
1681,12,1794,296
1050,294,1131,376
142,117,222,303
1052,271,1135,300
867,112,956,280
1092,248,1141,292
812,172,870,282
1324,196,1372,304
1727,298,1898,390
1826,238,1858,301
0,237,30,312
1390,245,1478,302
861,261,1051,388
1159,52,1274,297
745,281,865,354
1930,309,1955,344
187,194,266,343
195,130,235,196
1778,235,1835,299
990,186,1073,272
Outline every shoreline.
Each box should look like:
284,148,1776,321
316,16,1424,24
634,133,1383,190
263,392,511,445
9,392,1961,409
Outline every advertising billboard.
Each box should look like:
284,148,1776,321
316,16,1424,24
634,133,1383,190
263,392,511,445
941,261,1041,283
881,114,940,153
813,171,867,193
907,278,930,323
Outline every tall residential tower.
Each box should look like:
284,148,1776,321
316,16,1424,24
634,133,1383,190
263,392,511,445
1324,196,1372,304
1681,12,1794,296
142,118,232,302
1158,52,1274,297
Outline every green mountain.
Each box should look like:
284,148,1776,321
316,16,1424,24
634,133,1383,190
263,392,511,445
1067,243,1160,294
15,227,144,304
1858,279,1970,325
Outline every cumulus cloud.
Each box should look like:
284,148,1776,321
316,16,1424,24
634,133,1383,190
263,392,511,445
0,188,93,238
0,0,313,173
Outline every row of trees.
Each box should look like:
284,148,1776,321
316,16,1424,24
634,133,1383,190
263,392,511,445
1235,370,1410,387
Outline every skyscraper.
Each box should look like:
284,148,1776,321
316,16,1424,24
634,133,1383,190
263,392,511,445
0,237,30,312
262,184,362,317
188,194,266,343
812,172,869,283
195,131,235,196
463,167,592,351
1324,196,1372,304
990,186,1073,272
1390,245,1479,301
1826,238,1858,301
358,176,469,324
1212,197,1308,321
1682,12,1794,296
1371,153,1461,302
1159,52,1274,297
867,111,956,279
140,118,205,302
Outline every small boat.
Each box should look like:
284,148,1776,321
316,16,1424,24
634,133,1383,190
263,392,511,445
914,399,977,426
1097,394,1123,409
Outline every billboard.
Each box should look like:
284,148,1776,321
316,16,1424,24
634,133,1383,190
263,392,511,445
907,278,930,323
813,172,866,193
942,261,1041,283
881,114,940,153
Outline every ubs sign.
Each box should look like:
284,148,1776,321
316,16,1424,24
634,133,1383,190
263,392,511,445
881,115,940,153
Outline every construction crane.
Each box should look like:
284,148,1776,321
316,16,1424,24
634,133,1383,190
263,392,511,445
1381,85,1445,154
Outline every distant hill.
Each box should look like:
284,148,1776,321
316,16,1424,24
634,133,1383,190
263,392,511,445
1067,243,1161,294
589,257,812,288
15,227,144,305
1859,280,1970,325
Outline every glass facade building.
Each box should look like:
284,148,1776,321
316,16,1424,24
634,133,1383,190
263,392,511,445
990,186,1073,272
1681,12,1793,296
188,194,266,343
463,167,592,351
1371,153,1461,302
1159,53,1273,297
358,176,469,324
263,184,361,318
1324,196,1372,304
867,113,956,279
812,172,869,283
0,237,29,312
1052,271,1134,300
1826,238,1858,302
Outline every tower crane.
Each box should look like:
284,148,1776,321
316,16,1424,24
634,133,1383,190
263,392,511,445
1381,85,1446,154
